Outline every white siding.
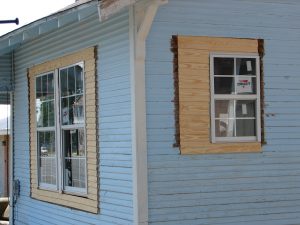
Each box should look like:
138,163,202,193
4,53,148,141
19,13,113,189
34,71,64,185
146,0,300,224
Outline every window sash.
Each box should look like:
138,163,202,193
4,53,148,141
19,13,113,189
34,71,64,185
59,63,87,194
36,62,87,195
210,54,261,143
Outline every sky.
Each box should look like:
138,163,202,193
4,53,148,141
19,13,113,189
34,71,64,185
0,105,9,119
0,0,75,36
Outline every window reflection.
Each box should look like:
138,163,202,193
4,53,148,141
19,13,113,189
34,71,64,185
36,73,55,128
63,129,86,189
38,131,56,185
60,65,84,126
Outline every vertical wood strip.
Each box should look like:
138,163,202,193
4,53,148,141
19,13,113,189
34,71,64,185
28,47,99,213
175,36,262,154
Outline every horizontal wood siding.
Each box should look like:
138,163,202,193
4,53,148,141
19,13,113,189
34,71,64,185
146,0,300,224
13,12,133,225
0,53,11,104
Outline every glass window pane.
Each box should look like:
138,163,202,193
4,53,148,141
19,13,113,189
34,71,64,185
41,101,48,127
36,76,42,99
48,100,55,127
214,77,235,94
214,57,234,75
61,97,69,125
68,67,76,95
63,129,86,189
47,73,54,99
61,96,75,125
236,58,256,76
38,131,56,185
60,69,68,97
36,100,42,127
215,100,234,119
236,100,256,118
42,75,47,100
215,119,235,137
75,65,83,95
61,65,84,126
236,119,256,136
73,95,84,124
236,77,257,94
36,73,55,128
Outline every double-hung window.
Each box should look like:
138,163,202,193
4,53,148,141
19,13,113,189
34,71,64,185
36,63,87,194
210,54,261,143
29,47,98,213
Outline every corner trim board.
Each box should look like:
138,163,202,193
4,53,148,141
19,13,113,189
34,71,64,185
130,1,168,225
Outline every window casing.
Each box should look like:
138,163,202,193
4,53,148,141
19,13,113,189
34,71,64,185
210,54,261,143
29,47,98,213
172,36,263,154
35,63,87,195
36,72,57,190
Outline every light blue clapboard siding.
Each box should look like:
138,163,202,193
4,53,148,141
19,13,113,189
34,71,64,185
146,0,300,224
0,53,11,104
13,11,133,225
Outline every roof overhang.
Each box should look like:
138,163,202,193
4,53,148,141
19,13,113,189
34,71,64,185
99,0,137,21
0,0,141,56
0,0,98,55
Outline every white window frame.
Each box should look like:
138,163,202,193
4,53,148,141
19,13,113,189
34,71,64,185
35,71,57,191
35,62,87,196
210,53,261,143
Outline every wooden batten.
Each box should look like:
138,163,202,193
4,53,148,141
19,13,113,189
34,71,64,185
28,47,99,213
175,36,262,155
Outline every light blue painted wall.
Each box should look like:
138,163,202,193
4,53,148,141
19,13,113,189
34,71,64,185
13,11,133,225
0,53,11,104
146,0,300,224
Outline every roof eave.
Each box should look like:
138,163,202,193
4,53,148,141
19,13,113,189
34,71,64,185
0,0,98,55
98,0,137,21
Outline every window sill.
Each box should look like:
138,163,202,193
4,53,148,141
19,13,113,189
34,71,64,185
180,141,262,155
31,188,98,214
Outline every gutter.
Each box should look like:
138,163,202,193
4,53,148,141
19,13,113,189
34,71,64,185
129,1,168,224
0,1,97,55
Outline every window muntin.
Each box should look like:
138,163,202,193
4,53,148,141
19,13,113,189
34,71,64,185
36,72,57,188
210,54,261,143
59,63,86,193
37,130,56,187
63,128,86,191
35,63,86,194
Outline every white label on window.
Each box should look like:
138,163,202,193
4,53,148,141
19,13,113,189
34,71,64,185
236,76,252,93
242,104,247,115
246,61,252,71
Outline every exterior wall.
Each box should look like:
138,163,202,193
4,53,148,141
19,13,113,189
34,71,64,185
146,0,300,224
13,11,133,225
0,54,11,104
